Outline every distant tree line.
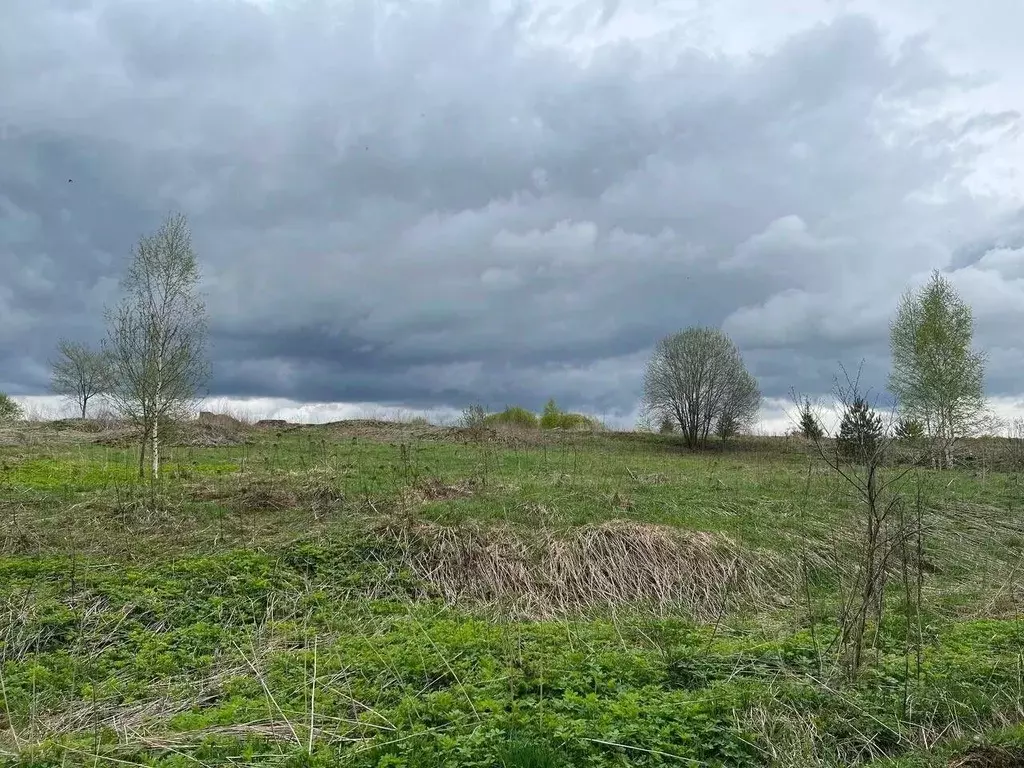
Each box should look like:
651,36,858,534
461,401,602,431
0,214,998,477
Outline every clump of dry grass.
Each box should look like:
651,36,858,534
376,519,779,619
197,477,344,518
91,428,140,448
174,415,251,447
543,522,766,616
516,501,554,525
236,482,300,511
408,477,479,503
624,467,669,485
950,746,1024,768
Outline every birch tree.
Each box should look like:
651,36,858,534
50,339,110,419
103,213,209,480
888,270,987,469
642,327,762,449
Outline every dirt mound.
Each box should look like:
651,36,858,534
89,414,251,448
254,419,292,428
174,414,251,447
375,519,779,618
49,418,111,433
197,411,246,428
320,419,461,443
92,428,142,448
193,478,344,518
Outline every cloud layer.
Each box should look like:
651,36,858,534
2,0,1023,423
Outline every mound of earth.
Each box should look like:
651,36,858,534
49,418,111,433
174,414,251,447
196,411,247,428
255,419,292,428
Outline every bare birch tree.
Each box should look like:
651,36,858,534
50,339,110,419
103,212,209,480
642,327,762,449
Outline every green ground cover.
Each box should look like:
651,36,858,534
1,419,1023,766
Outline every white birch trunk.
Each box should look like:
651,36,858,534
152,350,162,480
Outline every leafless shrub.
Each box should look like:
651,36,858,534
803,364,930,678
460,403,487,430
1005,418,1024,471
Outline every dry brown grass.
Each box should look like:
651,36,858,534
376,518,780,619
0,420,126,447
950,746,1024,768
189,475,345,519
174,415,251,447
404,477,479,504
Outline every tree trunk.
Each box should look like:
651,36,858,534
138,423,148,479
152,415,160,480
152,350,163,481
80,397,88,420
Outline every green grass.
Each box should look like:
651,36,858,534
1,420,1023,766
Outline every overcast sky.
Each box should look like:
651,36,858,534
3,0,1023,428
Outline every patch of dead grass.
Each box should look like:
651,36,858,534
951,746,1024,768
413,477,479,501
376,518,779,619
190,476,345,518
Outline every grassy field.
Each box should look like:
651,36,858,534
2,417,1024,767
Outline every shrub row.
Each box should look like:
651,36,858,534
461,400,601,431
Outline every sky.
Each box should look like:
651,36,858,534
2,0,1024,431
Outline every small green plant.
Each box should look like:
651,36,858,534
541,399,562,429
540,399,599,430
0,392,23,421
498,739,563,768
837,396,884,463
798,398,823,440
558,412,599,430
715,411,740,441
484,406,539,429
893,416,924,441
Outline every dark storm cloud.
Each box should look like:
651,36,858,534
2,0,1022,415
